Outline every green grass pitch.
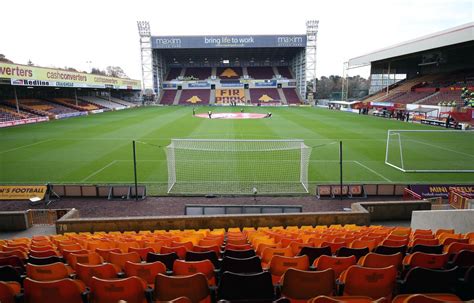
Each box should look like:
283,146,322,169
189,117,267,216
1,106,473,194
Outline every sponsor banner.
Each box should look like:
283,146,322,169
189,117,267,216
216,89,245,103
152,35,307,49
1,62,140,90
90,109,104,114
371,102,394,107
0,185,47,200
220,82,244,87
254,80,277,87
409,184,474,198
162,83,178,89
55,112,88,120
188,81,210,88
0,117,49,128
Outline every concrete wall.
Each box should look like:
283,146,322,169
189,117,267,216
411,209,474,234
357,201,431,221
55,200,430,233
0,211,31,231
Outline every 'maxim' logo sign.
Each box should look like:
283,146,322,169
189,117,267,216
277,36,305,46
154,37,182,48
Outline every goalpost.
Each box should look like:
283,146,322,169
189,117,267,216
165,139,312,195
385,130,474,173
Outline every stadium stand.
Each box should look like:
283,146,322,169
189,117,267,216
0,225,472,302
277,66,294,79
419,90,464,106
4,99,78,116
105,96,137,107
250,88,281,104
184,67,211,80
79,96,127,109
52,98,101,111
166,68,183,81
217,67,242,79
247,66,275,79
179,89,210,105
283,88,302,104
160,90,177,105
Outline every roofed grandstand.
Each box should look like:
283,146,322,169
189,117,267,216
146,33,310,106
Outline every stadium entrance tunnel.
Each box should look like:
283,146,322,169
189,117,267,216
195,112,268,119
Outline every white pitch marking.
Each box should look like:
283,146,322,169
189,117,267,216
0,139,53,154
407,139,474,159
354,160,392,182
81,160,118,182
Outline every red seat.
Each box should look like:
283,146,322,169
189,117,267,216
339,265,397,300
89,276,148,303
23,277,86,303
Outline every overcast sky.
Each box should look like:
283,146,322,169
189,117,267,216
0,0,471,80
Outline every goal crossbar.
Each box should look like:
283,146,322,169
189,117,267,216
166,139,312,194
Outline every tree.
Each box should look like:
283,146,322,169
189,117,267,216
106,66,128,78
90,67,107,76
311,75,369,100
27,59,34,66
0,54,14,63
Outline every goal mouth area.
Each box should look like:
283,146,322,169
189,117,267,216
166,139,311,195
385,129,474,173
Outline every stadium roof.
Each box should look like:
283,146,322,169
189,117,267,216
348,22,474,68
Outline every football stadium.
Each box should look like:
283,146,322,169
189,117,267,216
0,6,473,302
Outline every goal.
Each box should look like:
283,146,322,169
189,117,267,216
385,130,474,173
165,139,312,194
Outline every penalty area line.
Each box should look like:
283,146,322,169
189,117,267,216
0,139,54,154
81,160,118,182
353,160,392,183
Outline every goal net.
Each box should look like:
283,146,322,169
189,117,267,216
385,130,474,172
166,139,312,194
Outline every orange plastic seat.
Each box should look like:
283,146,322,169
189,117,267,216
409,238,439,247
402,252,448,269
339,265,397,300
358,252,403,269
225,243,252,251
267,255,309,284
124,261,166,287
350,239,377,251
95,248,121,262
444,242,474,255
28,250,59,258
23,277,86,303
89,276,148,303
108,251,141,270
173,259,216,286
280,268,335,302
313,255,356,278
0,281,21,303
62,248,88,260
26,262,74,281
392,293,462,303
115,241,140,253
226,238,248,246
30,245,55,252
261,246,293,267
435,229,454,237
161,246,188,259
170,241,194,251
0,250,27,260
67,252,103,270
154,273,211,303
321,241,346,254
58,243,82,253
382,239,408,247
75,263,119,287
193,245,221,257
255,243,279,256
198,238,223,247
308,295,377,303
128,247,155,260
